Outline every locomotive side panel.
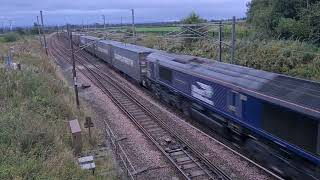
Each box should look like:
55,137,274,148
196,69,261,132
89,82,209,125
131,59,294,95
261,102,319,156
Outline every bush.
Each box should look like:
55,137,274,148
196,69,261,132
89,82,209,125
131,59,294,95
181,12,207,24
16,27,26,35
181,12,208,47
236,40,320,80
275,18,308,39
247,0,320,43
2,32,19,42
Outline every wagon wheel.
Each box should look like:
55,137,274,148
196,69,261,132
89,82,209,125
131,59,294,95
181,101,191,117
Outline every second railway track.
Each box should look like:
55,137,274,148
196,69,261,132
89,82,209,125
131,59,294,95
49,34,232,180
49,33,284,180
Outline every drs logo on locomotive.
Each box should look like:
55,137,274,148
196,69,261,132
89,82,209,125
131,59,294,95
191,82,214,106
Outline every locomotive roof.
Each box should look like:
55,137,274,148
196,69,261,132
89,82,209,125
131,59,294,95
82,36,157,53
80,35,99,41
110,42,155,53
147,52,320,119
100,39,123,45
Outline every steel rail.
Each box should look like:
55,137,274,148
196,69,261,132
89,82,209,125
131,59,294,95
49,34,285,180
64,35,286,180
49,37,196,179
49,35,232,180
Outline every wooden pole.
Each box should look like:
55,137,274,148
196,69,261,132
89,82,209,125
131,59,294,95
36,16,43,46
68,25,80,108
131,9,135,38
219,21,222,62
40,11,48,55
102,15,106,29
231,16,236,64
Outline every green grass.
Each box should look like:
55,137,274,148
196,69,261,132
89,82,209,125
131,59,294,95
0,38,116,179
223,24,254,39
0,32,20,42
132,24,253,39
236,40,320,80
135,26,180,33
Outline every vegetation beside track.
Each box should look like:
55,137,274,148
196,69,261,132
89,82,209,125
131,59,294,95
0,36,116,179
0,32,20,43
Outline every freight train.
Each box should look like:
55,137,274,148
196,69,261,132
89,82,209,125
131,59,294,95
64,32,320,179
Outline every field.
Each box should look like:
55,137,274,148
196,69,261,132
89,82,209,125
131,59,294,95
135,26,180,34
122,24,252,38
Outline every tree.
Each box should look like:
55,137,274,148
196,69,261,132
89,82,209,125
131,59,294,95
16,27,26,35
180,12,208,47
299,1,320,43
181,12,207,24
247,0,320,43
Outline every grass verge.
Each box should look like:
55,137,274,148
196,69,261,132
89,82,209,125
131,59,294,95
0,36,117,179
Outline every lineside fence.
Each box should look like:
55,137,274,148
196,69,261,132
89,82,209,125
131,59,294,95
79,18,238,64
104,120,136,180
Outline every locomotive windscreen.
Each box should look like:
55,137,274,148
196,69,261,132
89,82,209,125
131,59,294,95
262,102,318,156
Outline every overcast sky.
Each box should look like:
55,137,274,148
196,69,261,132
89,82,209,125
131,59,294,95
0,0,251,27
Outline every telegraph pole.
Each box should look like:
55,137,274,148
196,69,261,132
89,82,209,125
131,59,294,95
131,9,135,38
102,15,106,29
36,16,43,46
231,16,236,64
1,21,4,33
40,10,48,55
8,20,13,31
56,26,59,40
67,24,80,108
82,19,84,31
218,21,222,62
120,16,123,32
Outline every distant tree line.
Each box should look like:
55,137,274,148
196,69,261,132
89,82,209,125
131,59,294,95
247,0,320,43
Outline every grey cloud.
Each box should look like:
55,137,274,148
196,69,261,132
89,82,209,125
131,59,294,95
0,0,250,26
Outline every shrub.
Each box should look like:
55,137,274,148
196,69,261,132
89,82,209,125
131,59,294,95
275,18,308,39
181,12,207,24
2,32,19,42
236,39,320,80
181,12,208,47
247,0,320,44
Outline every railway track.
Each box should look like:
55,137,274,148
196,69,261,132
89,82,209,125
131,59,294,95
49,34,232,180
49,33,285,180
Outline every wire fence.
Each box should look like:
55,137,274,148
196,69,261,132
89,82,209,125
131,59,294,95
104,120,136,180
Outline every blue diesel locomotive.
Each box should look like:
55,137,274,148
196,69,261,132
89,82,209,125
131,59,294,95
146,52,320,179
74,34,320,179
